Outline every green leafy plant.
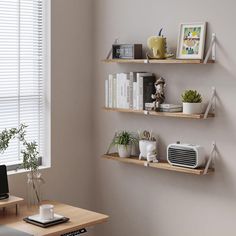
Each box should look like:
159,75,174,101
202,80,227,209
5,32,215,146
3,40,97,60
106,131,138,155
181,90,202,103
0,124,41,203
112,131,138,146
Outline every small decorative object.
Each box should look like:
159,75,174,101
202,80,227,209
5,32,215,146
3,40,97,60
138,130,158,162
159,104,183,113
181,90,203,114
177,22,207,59
0,124,44,206
111,131,138,158
151,77,166,111
146,28,174,59
112,44,142,59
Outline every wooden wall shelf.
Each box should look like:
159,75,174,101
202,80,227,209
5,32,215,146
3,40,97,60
102,59,215,64
103,107,215,119
102,153,214,175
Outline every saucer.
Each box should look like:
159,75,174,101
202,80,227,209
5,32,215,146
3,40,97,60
28,213,64,224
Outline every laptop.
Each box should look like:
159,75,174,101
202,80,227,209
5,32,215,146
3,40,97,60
0,165,9,200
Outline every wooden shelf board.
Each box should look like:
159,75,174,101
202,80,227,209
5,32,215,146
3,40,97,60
102,59,215,64
102,153,214,175
103,107,214,119
0,196,24,208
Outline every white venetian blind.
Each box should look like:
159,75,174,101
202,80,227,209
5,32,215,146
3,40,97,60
0,0,45,166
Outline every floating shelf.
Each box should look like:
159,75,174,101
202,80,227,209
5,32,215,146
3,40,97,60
103,107,215,119
102,59,215,64
102,153,214,175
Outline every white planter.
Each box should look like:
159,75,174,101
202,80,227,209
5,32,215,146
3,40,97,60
183,103,203,114
139,140,157,160
117,144,132,158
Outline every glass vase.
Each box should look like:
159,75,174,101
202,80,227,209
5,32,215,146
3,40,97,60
27,171,44,207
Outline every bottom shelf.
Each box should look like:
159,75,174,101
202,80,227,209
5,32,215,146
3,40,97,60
102,153,214,175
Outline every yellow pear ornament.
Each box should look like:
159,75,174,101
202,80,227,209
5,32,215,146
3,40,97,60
147,28,174,59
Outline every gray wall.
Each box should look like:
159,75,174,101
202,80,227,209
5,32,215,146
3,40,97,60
9,0,94,210
93,0,236,235
6,0,236,235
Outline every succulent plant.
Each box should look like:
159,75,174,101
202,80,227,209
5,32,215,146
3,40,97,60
181,90,202,103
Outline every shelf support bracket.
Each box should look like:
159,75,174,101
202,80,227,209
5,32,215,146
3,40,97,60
203,141,216,175
204,33,216,64
204,87,216,119
106,38,119,60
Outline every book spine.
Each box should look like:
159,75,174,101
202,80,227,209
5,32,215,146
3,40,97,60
138,76,144,110
143,77,156,110
129,72,134,109
133,81,137,110
116,73,120,108
125,74,129,109
105,79,108,108
113,74,117,108
108,74,113,108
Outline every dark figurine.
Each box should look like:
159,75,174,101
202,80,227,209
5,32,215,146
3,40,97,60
151,77,166,111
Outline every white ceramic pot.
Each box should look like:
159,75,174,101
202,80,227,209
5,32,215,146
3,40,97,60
183,103,203,114
117,144,132,158
139,140,157,160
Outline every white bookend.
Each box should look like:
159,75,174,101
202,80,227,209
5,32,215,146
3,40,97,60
105,79,109,108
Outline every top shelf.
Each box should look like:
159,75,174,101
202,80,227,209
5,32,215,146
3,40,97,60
102,59,215,64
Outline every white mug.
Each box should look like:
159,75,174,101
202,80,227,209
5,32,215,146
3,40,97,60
39,204,54,220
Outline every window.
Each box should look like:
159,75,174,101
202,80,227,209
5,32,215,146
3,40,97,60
0,0,50,170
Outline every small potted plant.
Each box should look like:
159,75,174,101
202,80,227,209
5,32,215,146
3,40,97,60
181,90,203,114
112,131,138,158
138,130,157,160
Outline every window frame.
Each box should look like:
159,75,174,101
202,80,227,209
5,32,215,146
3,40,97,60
0,0,51,173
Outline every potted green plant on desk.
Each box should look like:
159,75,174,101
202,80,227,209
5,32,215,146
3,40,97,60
0,124,43,206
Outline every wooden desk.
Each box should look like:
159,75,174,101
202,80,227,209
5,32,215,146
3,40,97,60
0,201,109,236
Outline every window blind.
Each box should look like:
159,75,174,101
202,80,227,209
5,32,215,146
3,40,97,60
0,0,46,166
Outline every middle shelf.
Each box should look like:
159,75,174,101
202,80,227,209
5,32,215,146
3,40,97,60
103,107,215,119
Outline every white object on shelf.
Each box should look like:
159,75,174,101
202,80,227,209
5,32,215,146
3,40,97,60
183,102,203,114
204,33,216,64
118,144,131,158
204,87,216,119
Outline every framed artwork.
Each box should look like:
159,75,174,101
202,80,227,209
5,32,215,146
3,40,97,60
176,22,207,59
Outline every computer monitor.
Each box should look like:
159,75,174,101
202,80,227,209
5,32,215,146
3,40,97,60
0,165,9,200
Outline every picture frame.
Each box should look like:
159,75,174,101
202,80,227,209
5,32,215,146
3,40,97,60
176,22,207,60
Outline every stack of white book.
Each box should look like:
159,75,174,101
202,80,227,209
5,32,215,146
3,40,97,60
159,104,183,112
105,72,155,110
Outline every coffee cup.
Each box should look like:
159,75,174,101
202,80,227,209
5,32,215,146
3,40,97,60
39,204,54,220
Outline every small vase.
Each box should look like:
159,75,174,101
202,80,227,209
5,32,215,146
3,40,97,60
27,171,44,207
117,144,132,158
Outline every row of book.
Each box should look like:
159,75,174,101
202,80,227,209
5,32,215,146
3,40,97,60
105,72,156,110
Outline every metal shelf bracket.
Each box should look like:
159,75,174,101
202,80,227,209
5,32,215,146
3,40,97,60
204,33,216,64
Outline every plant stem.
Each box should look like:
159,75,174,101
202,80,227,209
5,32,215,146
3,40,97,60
31,170,40,204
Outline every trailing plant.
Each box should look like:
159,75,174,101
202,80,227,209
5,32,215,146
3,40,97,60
0,124,42,203
181,90,202,103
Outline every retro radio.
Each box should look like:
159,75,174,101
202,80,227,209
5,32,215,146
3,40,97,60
167,143,206,169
